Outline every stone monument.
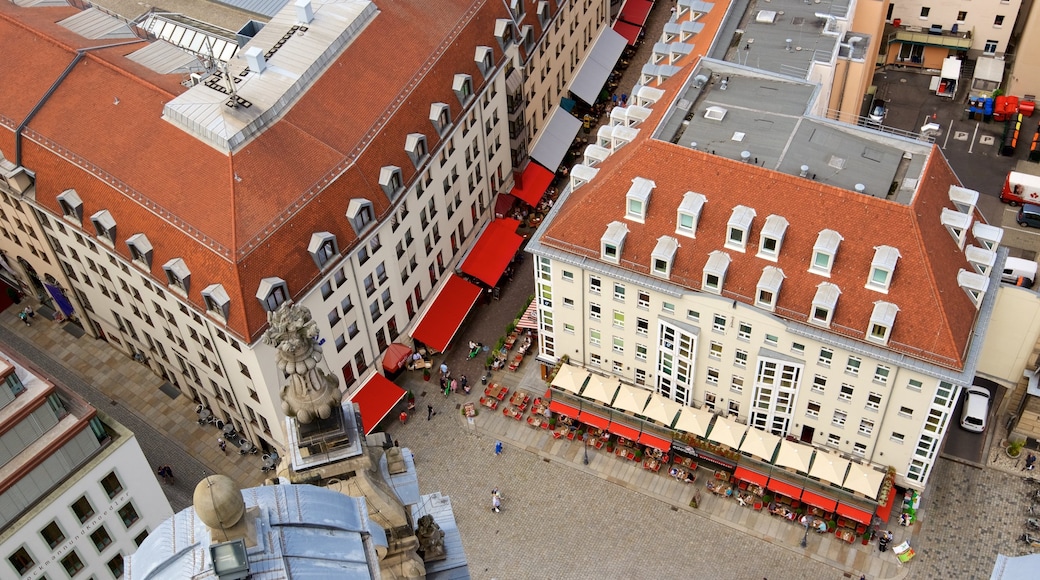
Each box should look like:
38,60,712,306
261,300,340,424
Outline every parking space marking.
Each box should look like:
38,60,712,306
954,131,968,141
980,135,995,145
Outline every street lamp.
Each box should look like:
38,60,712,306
583,432,590,465
800,518,810,548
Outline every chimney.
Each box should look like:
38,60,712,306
244,46,266,74
295,0,314,23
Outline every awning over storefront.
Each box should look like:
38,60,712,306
800,490,838,512
836,503,874,525
808,451,851,487
516,300,538,330
381,343,413,374
510,162,555,207
494,193,516,218
608,421,640,441
733,466,768,487
612,18,642,46
619,0,654,27
642,394,682,427
673,405,712,437
549,400,579,418
774,438,815,473
638,431,671,451
874,482,897,523
410,274,482,353
570,27,628,105
766,477,802,499
578,410,610,430
706,415,747,449
460,218,523,287
530,108,582,171
737,428,781,461
842,462,885,498
613,384,650,414
582,373,619,405
551,363,589,395
350,373,406,435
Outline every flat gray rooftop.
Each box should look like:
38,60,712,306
731,0,846,78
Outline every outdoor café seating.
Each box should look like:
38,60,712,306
479,396,498,411
503,406,523,420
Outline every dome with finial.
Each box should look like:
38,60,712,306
193,475,245,530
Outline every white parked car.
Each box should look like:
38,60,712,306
959,386,991,433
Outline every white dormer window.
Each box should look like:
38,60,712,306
57,189,83,222
430,103,451,135
625,177,654,222
308,232,338,269
494,19,515,51
90,210,116,245
379,166,404,200
571,164,599,191
810,229,843,276
755,266,785,311
972,221,1003,251
475,46,494,78
405,134,429,168
537,1,550,29
948,185,979,214
726,205,756,252
202,283,230,319
346,199,375,236
965,245,996,276
601,221,628,263
957,269,990,308
757,215,789,261
651,236,679,278
453,74,474,106
702,250,730,294
509,0,525,19
521,25,535,55
125,233,153,268
162,258,191,294
256,277,289,312
810,282,841,327
676,192,706,238
940,207,972,249
867,245,901,292
867,301,899,344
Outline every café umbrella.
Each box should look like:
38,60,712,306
642,394,683,427
582,373,619,406
550,363,589,395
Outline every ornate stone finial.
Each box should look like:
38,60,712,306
262,300,340,424
415,514,446,562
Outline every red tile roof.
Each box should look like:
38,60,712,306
542,138,977,369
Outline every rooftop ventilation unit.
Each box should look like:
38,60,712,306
854,183,866,193
741,151,752,163
799,165,810,177
704,106,727,121
756,10,777,23
693,74,708,88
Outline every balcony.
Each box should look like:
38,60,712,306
887,23,972,51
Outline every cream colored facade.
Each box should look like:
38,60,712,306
889,0,1022,58
1007,0,1040,98
827,0,890,123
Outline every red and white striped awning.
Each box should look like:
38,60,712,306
516,300,538,330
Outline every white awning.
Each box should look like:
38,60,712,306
530,108,582,171
569,28,628,104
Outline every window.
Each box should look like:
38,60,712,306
71,495,95,523
346,199,375,235
874,365,890,384
635,368,647,385
957,11,967,21
601,221,628,263
818,348,833,367
853,442,867,456
737,322,751,341
404,134,429,168
100,471,123,499
107,554,124,578
590,302,601,320
57,189,84,221
706,367,719,384
827,433,841,446
161,258,191,294
866,392,882,410
612,310,625,328
712,314,727,332
704,392,716,412
118,503,140,528
791,343,805,356
734,349,748,368
868,301,899,344
812,375,826,393
845,356,861,376
757,215,788,260
91,526,113,552
899,406,913,418
810,282,840,327
651,236,678,278
702,250,730,293
637,291,650,309
891,432,905,443
41,521,66,549
475,46,494,77
755,266,784,310
994,15,1004,26
907,378,923,392
662,302,675,315
686,309,700,322
563,323,575,334
589,276,601,294
562,270,574,282
61,550,84,576
636,343,648,361
726,205,755,251
625,177,652,221
867,246,900,292
810,229,842,276
126,233,153,268
676,192,706,237
920,7,930,18
728,399,740,415
308,232,338,269
256,277,289,312
832,409,847,426
590,329,601,346
636,317,649,335
614,283,625,301
764,334,779,347
806,400,821,418
590,353,601,367
563,297,574,308
984,39,998,54
858,419,874,436
9,547,35,574
730,375,744,393
612,360,624,374
612,336,624,353
839,383,854,401
709,341,723,359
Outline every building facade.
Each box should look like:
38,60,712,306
886,0,1022,62
0,0,608,452
0,350,172,580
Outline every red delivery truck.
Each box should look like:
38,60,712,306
1000,171,1040,205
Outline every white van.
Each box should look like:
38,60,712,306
959,386,991,433
1001,256,1037,288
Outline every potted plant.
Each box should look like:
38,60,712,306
862,530,872,545
762,494,773,504
1008,439,1025,458
827,520,836,532
422,368,431,382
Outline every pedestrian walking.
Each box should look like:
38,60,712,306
450,378,458,394
1025,452,1036,471
17,310,30,326
427,404,434,420
218,437,227,454
495,441,503,456
440,362,448,375
23,305,34,319
491,488,502,513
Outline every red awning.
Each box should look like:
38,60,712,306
410,274,482,352
608,421,640,441
800,490,838,512
549,400,579,418
767,477,802,499
874,482,897,523
612,19,642,46
638,432,672,451
510,162,555,206
460,218,523,287
382,343,412,374
494,193,517,218
733,467,769,487
578,410,610,430
619,0,654,27
836,503,874,525
351,373,406,435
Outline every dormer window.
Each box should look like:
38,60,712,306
57,189,83,222
755,266,785,311
379,166,404,200
957,269,989,308
125,233,153,268
625,177,654,222
430,103,451,136
810,282,841,327
949,185,979,214
88,210,116,245
867,245,901,292
972,221,1003,251
308,232,338,269
256,277,289,312
494,19,515,51
475,46,494,78
405,134,429,168
651,236,679,278
521,25,535,56
601,221,628,263
453,74,474,106
201,283,230,319
757,215,789,261
676,192,706,238
346,199,375,236
509,0,525,19
965,245,996,276
940,207,972,249
537,1,550,29
702,250,730,294
810,229,843,276
162,258,191,294
725,205,755,252
867,301,899,344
